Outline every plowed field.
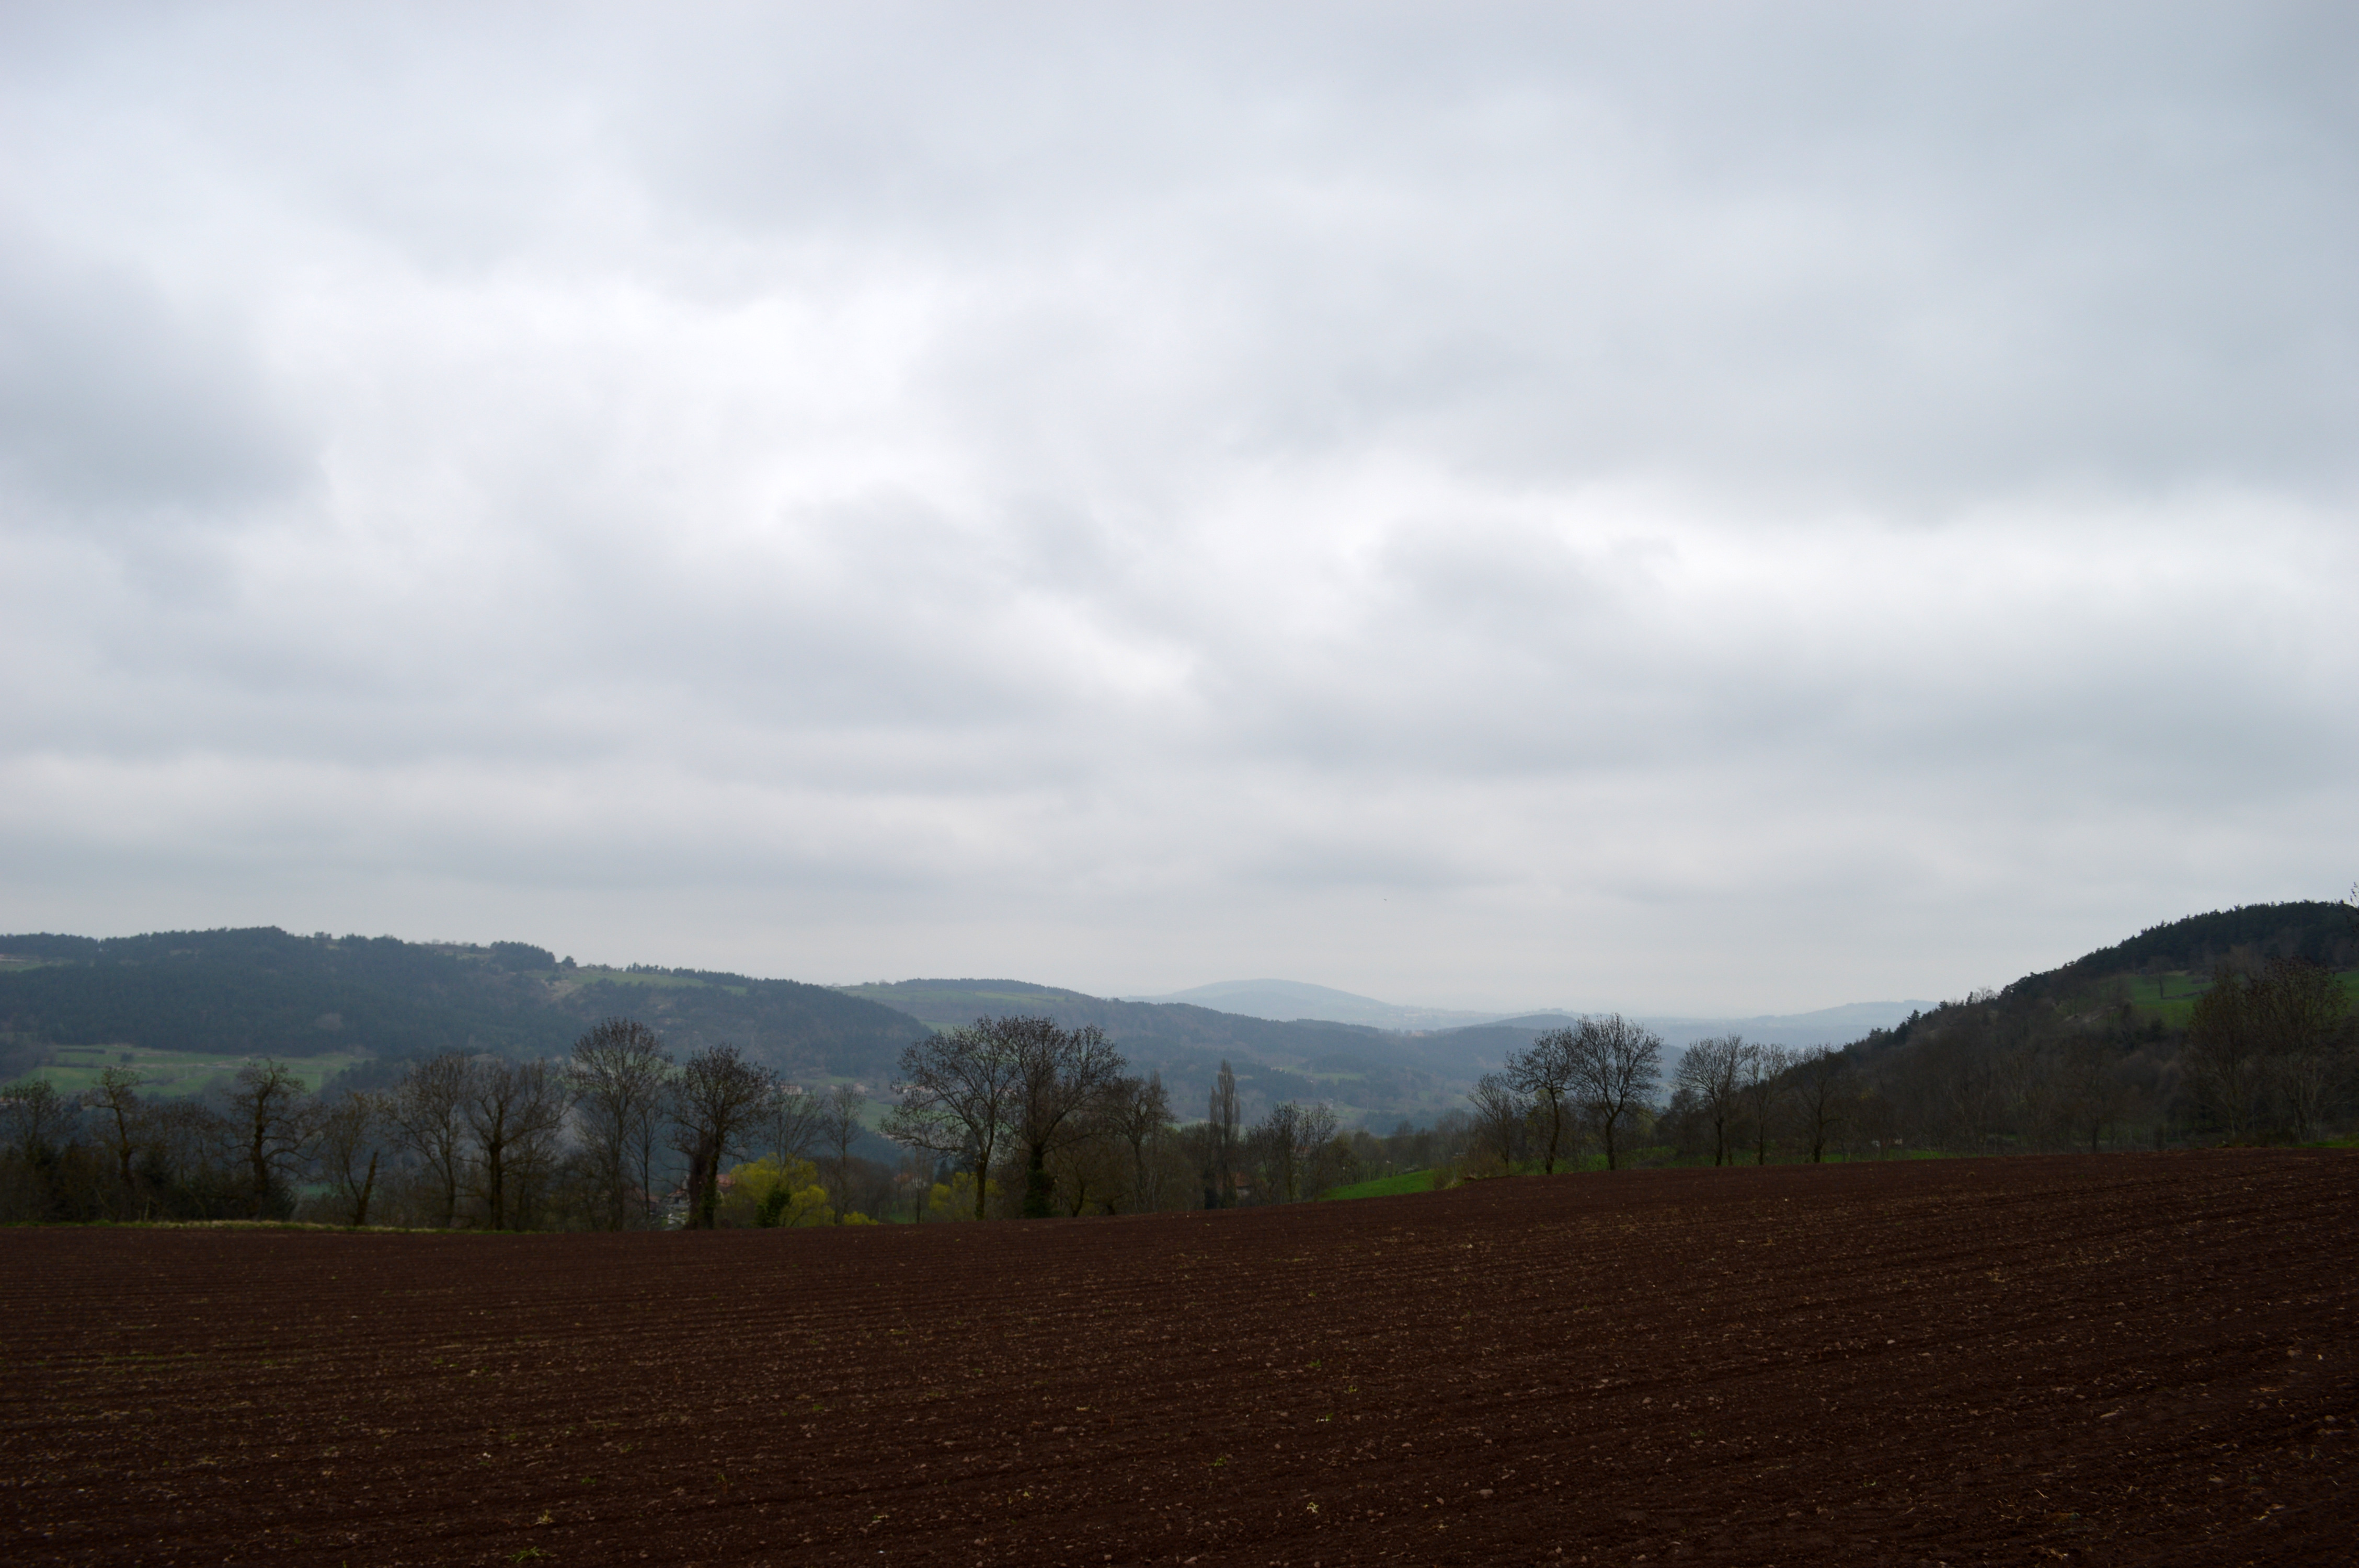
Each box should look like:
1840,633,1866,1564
4,1151,2353,1566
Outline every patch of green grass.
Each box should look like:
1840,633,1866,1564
2111,971,2212,1028
1318,1170,1435,1201
25,1045,369,1100
2094,967,2358,1031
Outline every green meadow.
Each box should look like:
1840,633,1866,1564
26,1043,367,1100
1318,1170,1435,1201
2108,969,2359,1030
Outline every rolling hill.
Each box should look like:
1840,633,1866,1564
0,928,930,1090
0,934,1477,1122
7,900,2346,1136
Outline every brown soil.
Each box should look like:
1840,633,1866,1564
3,1151,2352,1566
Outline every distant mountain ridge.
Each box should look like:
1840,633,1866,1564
1121,978,1507,1031
1116,976,1930,1053
1628,1001,1937,1052
8,901,2342,1135
832,979,1468,1124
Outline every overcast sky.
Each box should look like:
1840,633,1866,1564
2,3,2353,1013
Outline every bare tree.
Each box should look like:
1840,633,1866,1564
1674,1035,1748,1167
1506,1030,1578,1172
2258,958,2354,1143
1206,1059,1241,1208
2051,1033,2124,1153
816,1085,867,1219
84,1066,146,1200
1564,1015,1664,1171
896,1149,934,1222
139,1098,232,1196
465,1058,572,1230
315,1090,390,1226
883,1020,1024,1221
2,1077,74,1165
670,1044,774,1229
1250,1101,1301,1203
568,1019,672,1230
1103,1071,1173,1210
391,1053,474,1227
2273,1043,2352,1145
1292,1102,1340,1197
1788,1046,1849,1163
224,1059,313,1218
1468,1073,1530,1173
2185,965,2269,1143
1044,1110,1125,1215
1736,1043,1796,1163
761,1081,829,1167
1006,1016,1127,1217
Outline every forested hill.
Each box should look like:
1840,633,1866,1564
1847,900,2356,1055
0,928,930,1082
1819,900,2359,1151
2012,902,2357,998
0,933,1474,1122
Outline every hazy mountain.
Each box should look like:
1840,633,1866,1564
1413,1001,1935,1082
1121,978,1509,1031
1634,1001,1936,1052
834,980,1925,1114
1123,979,1930,1051
834,979,1469,1124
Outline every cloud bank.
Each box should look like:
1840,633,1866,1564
2,3,2353,1011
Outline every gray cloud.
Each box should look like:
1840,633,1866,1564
0,229,309,518
0,3,2352,1012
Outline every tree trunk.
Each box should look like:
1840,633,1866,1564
688,1135,721,1229
483,1134,506,1231
1023,1139,1054,1218
682,1144,707,1229
350,1150,378,1227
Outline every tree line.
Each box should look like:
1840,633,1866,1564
0,1009,1449,1226
0,1020,897,1228
11,952,2349,1226
880,1015,1426,1217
